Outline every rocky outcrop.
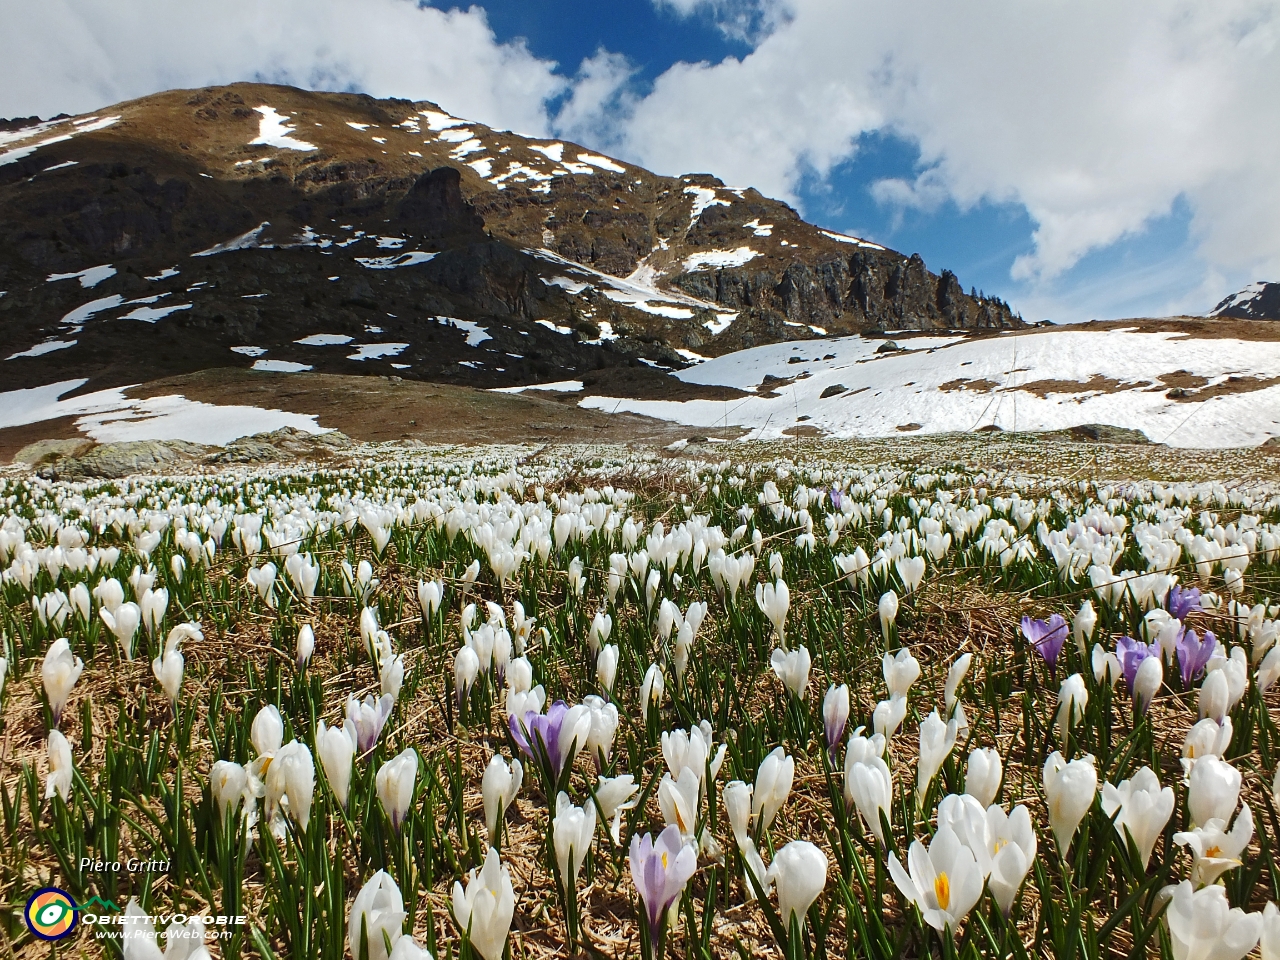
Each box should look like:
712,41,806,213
1211,282,1280,320
28,428,356,477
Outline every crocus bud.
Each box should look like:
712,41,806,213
1187,755,1241,828
944,653,972,713
964,748,1003,808
596,644,619,695
553,791,596,894
640,663,665,720
724,779,754,846
482,754,522,845
376,748,419,832
1055,673,1088,742
348,870,406,960
1043,751,1097,852
317,720,357,808
454,645,480,705
768,840,828,933
1133,654,1162,714
381,653,405,701
878,590,899,641
755,579,790,645
296,624,315,670
417,579,443,618
823,684,850,756
152,647,184,707
917,710,959,799
1198,668,1229,722
582,694,619,765
210,760,247,821
45,729,73,801
452,848,515,960
251,704,284,757
41,638,83,727
1073,600,1097,655
1092,643,1121,687
752,747,795,835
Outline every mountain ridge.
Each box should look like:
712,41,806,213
0,82,1021,396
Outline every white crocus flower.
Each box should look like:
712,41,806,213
889,825,984,933
1173,804,1253,887
1100,766,1175,869
1043,751,1097,852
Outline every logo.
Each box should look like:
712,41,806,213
25,887,79,941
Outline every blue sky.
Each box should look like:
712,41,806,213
5,0,1275,322
459,0,1223,323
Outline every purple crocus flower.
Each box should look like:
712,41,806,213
346,693,394,754
1176,628,1218,685
629,825,697,937
1021,614,1068,668
830,487,843,511
509,700,589,779
1165,585,1202,622
1116,635,1158,690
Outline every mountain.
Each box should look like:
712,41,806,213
0,83,1020,397
1211,282,1280,321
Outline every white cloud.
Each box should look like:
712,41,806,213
0,0,565,138
615,0,1280,295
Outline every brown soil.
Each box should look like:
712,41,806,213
113,368,698,447
1171,374,1280,403
1013,372,1129,398
938,377,999,392
1157,370,1210,389
0,416,86,463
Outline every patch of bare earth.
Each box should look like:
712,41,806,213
1012,373,1130,398
113,368,695,447
938,377,1000,393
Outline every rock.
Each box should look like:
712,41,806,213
1067,423,1150,445
12,438,94,464
209,427,353,463
819,384,846,399
44,440,210,479
876,341,901,354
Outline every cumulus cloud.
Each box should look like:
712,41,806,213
616,0,1280,290
0,0,565,137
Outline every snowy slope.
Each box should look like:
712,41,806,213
577,328,1280,448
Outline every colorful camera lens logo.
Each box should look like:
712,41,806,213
25,888,79,941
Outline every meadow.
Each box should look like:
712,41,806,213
1,440,1278,959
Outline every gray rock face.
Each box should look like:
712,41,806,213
43,440,210,479
29,427,354,478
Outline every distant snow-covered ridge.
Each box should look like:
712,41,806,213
575,327,1280,449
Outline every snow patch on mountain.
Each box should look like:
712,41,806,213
46,264,116,288
579,328,1280,448
249,106,317,152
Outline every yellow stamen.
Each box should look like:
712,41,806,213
661,852,668,869
993,838,1007,854
934,872,951,912
1205,845,1220,858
